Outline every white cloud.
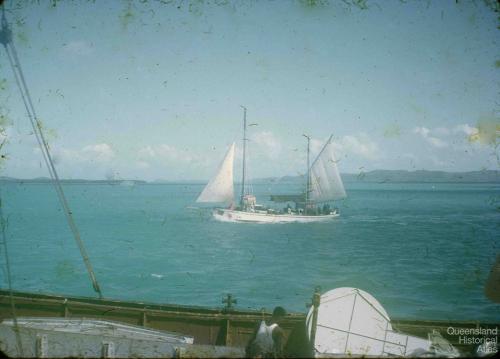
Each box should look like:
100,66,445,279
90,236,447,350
341,134,381,159
310,134,381,161
454,124,478,136
330,133,382,160
427,136,448,148
0,131,7,143
137,145,156,159
310,138,324,156
82,143,115,162
137,144,199,164
411,123,491,152
50,143,115,165
252,131,282,159
413,126,430,137
156,144,179,160
413,126,448,148
55,147,81,164
156,144,195,163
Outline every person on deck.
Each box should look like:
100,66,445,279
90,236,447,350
246,306,287,358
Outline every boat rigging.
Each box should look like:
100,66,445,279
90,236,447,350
196,108,346,223
0,5,102,298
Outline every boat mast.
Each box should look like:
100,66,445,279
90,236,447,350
0,7,103,298
303,134,311,213
240,106,247,206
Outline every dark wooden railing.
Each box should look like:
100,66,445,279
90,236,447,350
0,289,497,356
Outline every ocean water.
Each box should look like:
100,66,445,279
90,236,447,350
1,181,499,322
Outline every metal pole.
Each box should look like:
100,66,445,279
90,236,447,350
240,106,247,206
0,8,102,298
0,192,24,357
309,287,321,355
303,134,310,214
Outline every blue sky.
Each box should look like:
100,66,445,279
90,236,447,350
0,0,498,181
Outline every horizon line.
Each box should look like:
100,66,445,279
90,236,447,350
0,168,498,183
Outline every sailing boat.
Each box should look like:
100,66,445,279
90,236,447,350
196,108,346,223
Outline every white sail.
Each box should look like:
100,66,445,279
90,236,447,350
196,143,235,203
309,136,346,202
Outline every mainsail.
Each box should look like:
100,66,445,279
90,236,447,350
309,136,346,202
196,143,235,203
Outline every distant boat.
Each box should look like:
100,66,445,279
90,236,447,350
196,108,346,223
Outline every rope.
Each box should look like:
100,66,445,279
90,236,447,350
0,6,103,298
0,190,24,357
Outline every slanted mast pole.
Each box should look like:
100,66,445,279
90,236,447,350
0,7,102,298
303,134,311,214
240,106,247,206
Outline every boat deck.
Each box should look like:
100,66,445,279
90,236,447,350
0,289,497,357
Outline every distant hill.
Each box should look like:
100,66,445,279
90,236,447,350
151,179,205,184
0,176,147,185
254,170,500,184
1,170,498,184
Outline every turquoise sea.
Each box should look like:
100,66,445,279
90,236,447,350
1,181,499,322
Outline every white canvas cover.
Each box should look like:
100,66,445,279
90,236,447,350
196,143,235,204
309,136,346,202
0,317,193,358
306,287,459,357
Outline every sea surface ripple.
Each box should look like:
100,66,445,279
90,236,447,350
2,181,499,322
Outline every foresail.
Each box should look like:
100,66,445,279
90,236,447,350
309,136,346,202
196,143,235,203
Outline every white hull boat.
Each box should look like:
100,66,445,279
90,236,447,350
196,107,346,224
213,208,339,223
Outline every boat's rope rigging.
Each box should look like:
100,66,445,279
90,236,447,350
0,190,24,356
243,136,254,197
0,5,103,299
240,105,248,203
239,106,253,202
303,134,311,208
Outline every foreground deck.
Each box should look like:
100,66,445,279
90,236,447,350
0,289,497,357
